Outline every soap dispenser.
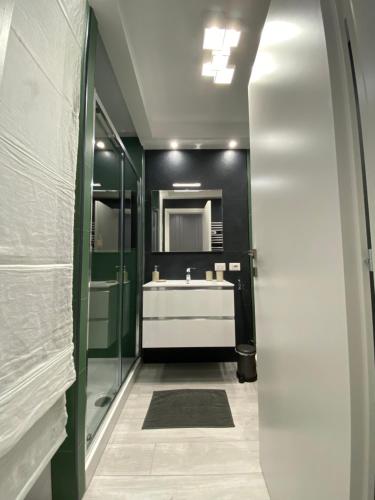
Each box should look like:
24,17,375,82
152,265,159,282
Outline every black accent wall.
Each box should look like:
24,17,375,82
145,149,253,361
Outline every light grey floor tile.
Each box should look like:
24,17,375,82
233,413,259,426
110,418,258,444
151,441,261,476
96,443,155,476
121,406,151,420
227,397,259,417
85,474,270,500
131,381,257,397
121,393,152,409
119,394,152,419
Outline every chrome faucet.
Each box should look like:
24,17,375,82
186,267,196,284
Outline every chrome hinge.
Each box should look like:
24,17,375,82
248,248,258,278
248,249,257,259
366,248,374,272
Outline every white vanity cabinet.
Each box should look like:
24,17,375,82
142,280,235,348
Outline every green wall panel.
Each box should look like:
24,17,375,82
123,137,143,178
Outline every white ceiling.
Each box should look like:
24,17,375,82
89,0,269,149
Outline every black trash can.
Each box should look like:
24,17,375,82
235,344,257,383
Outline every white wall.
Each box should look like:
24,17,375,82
248,1,358,499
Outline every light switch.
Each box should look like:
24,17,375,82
229,262,241,271
214,262,226,271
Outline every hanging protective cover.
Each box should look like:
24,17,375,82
0,397,67,500
0,0,87,496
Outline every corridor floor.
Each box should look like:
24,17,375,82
84,362,270,499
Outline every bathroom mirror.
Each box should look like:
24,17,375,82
151,189,223,252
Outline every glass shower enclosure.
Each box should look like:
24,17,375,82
85,95,141,447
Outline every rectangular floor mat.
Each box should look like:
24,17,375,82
142,389,234,429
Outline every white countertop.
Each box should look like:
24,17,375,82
143,279,234,289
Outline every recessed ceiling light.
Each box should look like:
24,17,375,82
223,29,241,48
202,62,216,77
96,140,105,149
229,140,238,148
214,66,235,84
203,27,225,50
173,183,201,188
170,140,178,149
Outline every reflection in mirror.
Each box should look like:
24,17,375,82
151,189,223,253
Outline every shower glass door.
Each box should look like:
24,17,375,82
85,97,141,448
86,99,123,447
121,155,140,381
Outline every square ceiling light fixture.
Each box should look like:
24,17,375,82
214,67,235,84
202,27,241,84
203,27,241,50
211,51,230,70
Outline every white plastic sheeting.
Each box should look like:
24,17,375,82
0,0,87,498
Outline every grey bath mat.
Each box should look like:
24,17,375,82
142,389,234,429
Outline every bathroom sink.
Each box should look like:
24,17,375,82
143,279,233,288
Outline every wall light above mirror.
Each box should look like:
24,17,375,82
151,189,223,253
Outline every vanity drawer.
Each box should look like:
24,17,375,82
143,289,234,318
142,318,235,348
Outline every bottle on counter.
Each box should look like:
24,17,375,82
152,265,160,282
206,270,213,281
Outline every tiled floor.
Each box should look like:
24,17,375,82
85,362,270,499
